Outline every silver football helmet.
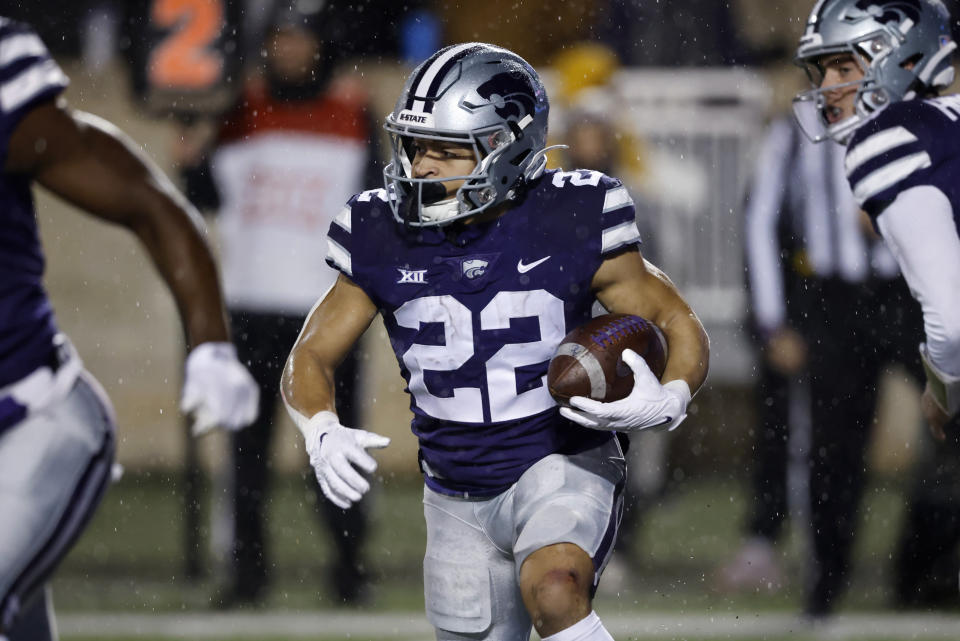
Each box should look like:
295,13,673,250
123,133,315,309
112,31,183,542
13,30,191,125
384,43,550,226
794,0,956,143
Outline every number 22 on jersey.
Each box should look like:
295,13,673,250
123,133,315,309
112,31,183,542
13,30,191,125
394,290,565,423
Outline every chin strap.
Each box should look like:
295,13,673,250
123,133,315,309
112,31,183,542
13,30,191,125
420,198,461,223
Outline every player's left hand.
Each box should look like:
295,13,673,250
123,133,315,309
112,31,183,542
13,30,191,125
303,411,390,509
559,349,691,433
922,383,953,442
181,342,259,436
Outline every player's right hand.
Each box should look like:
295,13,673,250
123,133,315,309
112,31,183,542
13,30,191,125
560,349,690,433
303,411,390,509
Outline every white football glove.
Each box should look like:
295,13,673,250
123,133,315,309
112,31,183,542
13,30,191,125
302,411,390,509
559,349,691,433
180,342,259,436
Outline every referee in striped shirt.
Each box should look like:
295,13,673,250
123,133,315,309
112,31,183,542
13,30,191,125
735,114,959,615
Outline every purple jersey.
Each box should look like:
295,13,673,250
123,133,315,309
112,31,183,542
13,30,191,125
0,18,69,387
846,95,960,234
327,169,642,496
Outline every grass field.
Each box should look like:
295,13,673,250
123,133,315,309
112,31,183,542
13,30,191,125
48,470,958,640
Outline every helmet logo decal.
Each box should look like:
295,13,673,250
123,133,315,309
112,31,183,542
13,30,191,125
845,0,922,25
397,110,435,127
463,72,536,121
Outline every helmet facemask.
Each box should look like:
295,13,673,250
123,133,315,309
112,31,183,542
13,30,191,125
383,118,535,227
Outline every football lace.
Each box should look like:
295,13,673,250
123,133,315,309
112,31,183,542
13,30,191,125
590,316,649,349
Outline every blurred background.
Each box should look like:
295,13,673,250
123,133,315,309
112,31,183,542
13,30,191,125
7,0,960,639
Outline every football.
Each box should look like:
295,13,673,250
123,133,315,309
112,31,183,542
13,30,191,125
547,313,668,407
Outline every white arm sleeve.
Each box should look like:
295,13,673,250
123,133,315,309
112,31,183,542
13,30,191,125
876,185,960,376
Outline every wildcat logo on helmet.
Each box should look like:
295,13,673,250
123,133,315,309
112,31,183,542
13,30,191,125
397,110,435,127
844,0,923,24
463,72,538,121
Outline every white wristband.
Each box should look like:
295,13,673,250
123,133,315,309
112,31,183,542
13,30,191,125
284,399,338,439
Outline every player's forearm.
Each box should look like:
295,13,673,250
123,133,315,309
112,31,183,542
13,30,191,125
658,308,710,395
280,347,338,426
130,186,231,347
636,261,710,393
88,116,230,347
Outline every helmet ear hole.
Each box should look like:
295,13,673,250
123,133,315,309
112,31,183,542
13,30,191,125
510,150,530,166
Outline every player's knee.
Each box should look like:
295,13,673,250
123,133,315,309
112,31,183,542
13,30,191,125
522,562,592,634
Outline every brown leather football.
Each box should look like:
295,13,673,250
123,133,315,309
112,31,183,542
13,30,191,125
547,313,668,407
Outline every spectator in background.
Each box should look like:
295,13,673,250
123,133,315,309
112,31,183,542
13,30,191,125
722,110,959,615
178,1,380,608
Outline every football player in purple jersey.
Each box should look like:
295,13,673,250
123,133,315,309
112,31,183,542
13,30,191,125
0,17,258,641
282,43,709,640
793,0,960,616
794,0,960,440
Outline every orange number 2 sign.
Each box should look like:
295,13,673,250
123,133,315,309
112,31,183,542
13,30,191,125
148,0,225,90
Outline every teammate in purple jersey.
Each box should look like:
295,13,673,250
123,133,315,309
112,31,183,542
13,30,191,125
793,0,960,439
0,18,258,641
282,43,709,640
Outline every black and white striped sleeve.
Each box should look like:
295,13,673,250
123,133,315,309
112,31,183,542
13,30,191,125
598,179,641,257
326,200,354,278
0,19,68,153
744,118,795,335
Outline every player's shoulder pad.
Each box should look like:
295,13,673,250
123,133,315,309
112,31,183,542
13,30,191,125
844,99,959,211
844,100,944,180
335,188,394,234
349,187,393,207
544,168,633,214
848,99,952,153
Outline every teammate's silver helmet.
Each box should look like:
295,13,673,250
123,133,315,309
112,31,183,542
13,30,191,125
794,0,956,142
384,43,550,226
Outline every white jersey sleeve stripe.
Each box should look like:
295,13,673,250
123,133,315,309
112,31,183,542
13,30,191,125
852,151,932,204
325,238,352,276
844,126,918,175
0,32,47,67
601,220,640,253
0,58,67,114
602,186,634,213
333,205,352,232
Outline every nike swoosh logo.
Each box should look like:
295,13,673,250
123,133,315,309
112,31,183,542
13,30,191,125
517,255,551,273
